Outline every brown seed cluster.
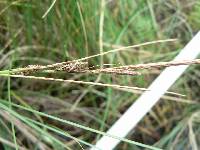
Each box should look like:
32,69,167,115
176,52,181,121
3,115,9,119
91,68,140,75
55,62,89,72
12,65,45,75
112,59,200,70
11,59,200,76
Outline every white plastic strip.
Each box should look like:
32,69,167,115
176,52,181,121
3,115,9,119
92,31,200,150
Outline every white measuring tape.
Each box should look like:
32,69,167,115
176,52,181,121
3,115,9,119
92,31,200,150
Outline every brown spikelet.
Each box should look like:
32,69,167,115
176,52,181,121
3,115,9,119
54,62,89,72
112,59,200,70
10,59,200,76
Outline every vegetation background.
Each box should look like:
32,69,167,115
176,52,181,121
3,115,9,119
0,0,200,149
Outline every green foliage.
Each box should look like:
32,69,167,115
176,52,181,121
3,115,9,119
188,2,200,31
